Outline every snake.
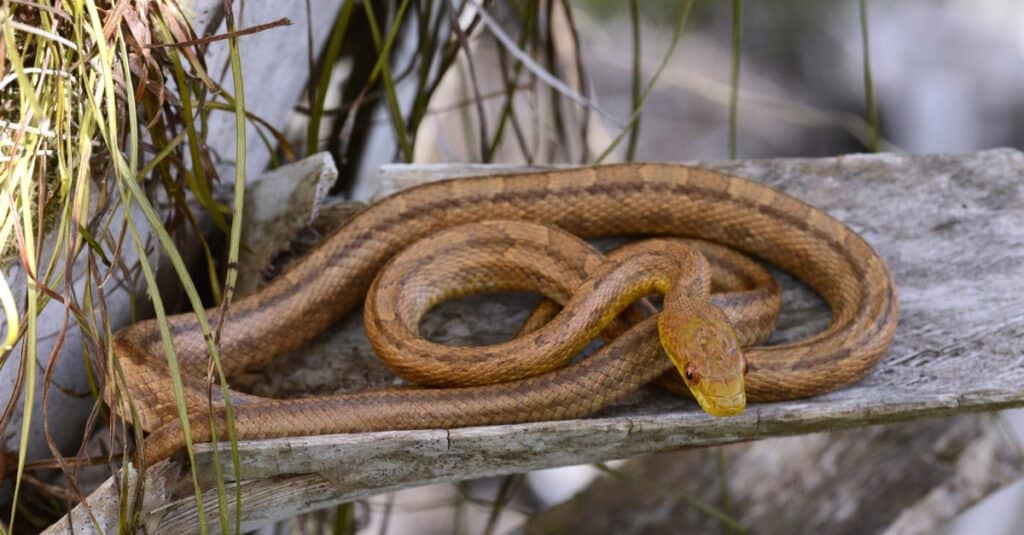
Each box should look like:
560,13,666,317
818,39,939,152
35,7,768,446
106,164,899,465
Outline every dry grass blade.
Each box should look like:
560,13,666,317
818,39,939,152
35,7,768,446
465,0,621,129
0,0,282,530
444,0,490,161
147,16,292,48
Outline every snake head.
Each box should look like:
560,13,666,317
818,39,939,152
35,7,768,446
658,309,747,417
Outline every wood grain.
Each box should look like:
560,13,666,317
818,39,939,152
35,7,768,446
48,149,1024,533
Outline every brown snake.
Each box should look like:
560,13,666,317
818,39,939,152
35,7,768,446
106,164,899,465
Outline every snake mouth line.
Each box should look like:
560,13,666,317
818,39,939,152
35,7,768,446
692,390,747,417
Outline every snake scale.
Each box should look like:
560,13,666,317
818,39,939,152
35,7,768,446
107,164,899,465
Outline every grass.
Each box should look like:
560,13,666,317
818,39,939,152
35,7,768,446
0,1,259,532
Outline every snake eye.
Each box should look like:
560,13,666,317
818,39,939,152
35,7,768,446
684,366,700,383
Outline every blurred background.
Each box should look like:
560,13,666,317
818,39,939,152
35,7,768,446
310,0,1024,198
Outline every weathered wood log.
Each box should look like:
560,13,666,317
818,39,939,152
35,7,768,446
48,149,1024,533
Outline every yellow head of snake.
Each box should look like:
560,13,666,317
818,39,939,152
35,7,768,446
657,311,748,417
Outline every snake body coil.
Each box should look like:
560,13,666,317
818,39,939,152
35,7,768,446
108,164,899,464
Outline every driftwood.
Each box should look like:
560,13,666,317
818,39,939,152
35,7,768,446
49,149,1024,533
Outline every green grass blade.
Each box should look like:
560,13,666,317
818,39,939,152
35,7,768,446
307,1,356,156
218,3,249,530
626,0,642,162
729,0,742,159
595,0,694,163
859,0,879,153
364,0,415,161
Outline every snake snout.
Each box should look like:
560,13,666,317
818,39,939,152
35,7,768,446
696,382,747,417
657,310,747,417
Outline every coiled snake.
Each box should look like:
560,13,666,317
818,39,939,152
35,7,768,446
107,164,899,465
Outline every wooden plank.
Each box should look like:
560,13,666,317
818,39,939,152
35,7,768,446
50,149,1024,533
